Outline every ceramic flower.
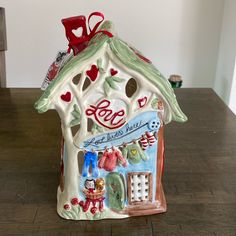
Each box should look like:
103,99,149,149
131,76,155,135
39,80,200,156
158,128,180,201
63,204,70,210
71,198,79,205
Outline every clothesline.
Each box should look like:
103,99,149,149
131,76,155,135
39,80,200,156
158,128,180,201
81,131,158,152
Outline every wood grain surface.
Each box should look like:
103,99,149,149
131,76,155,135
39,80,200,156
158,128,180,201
0,88,236,236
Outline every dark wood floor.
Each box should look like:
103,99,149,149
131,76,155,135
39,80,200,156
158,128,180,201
0,88,236,236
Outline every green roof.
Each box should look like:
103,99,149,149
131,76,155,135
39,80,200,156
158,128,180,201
35,21,187,124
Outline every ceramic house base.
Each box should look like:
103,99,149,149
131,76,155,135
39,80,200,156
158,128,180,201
57,125,166,220
35,15,187,220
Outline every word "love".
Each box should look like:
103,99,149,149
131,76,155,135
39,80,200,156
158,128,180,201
85,99,126,129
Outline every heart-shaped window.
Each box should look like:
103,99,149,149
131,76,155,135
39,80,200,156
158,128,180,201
72,27,83,38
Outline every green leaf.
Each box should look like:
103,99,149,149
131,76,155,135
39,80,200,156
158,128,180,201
105,76,112,82
91,124,96,134
86,212,93,220
70,104,81,126
71,110,80,118
94,212,101,220
72,206,80,219
151,98,159,109
104,81,110,96
73,104,80,113
112,77,125,83
70,209,77,219
91,124,97,134
62,211,73,219
104,75,125,95
107,79,118,90
70,118,80,127
97,126,103,133
91,123,104,134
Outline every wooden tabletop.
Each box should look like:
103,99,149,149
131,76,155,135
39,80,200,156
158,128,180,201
0,88,236,236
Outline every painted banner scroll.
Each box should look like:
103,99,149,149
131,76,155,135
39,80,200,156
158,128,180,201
81,111,160,151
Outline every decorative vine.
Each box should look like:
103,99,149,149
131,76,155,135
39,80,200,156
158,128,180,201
97,58,105,74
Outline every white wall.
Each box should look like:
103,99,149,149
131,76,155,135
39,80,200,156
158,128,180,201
214,0,236,114
1,0,224,88
228,58,236,114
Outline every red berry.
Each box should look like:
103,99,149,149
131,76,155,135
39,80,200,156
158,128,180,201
79,200,84,207
63,204,70,210
90,206,97,214
71,197,79,205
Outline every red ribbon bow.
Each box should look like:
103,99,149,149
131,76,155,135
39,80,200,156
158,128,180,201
62,12,113,56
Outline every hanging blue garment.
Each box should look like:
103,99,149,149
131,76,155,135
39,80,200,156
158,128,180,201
82,151,98,177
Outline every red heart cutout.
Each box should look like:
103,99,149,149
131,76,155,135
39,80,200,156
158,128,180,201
138,96,147,108
86,65,99,81
61,92,71,102
110,68,118,76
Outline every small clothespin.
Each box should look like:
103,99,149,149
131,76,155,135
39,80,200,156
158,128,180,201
154,131,158,140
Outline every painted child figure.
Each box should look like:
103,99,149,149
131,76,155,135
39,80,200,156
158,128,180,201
79,179,105,214
35,12,187,220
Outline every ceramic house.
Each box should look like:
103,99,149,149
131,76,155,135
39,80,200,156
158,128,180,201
35,14,187,220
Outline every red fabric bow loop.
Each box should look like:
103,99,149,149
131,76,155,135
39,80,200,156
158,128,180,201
62,12,113,56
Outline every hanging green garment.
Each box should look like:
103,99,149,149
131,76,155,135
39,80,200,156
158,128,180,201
106,172,126,211
122,141,148,164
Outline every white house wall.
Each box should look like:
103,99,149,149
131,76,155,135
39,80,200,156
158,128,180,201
65,49,168,147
